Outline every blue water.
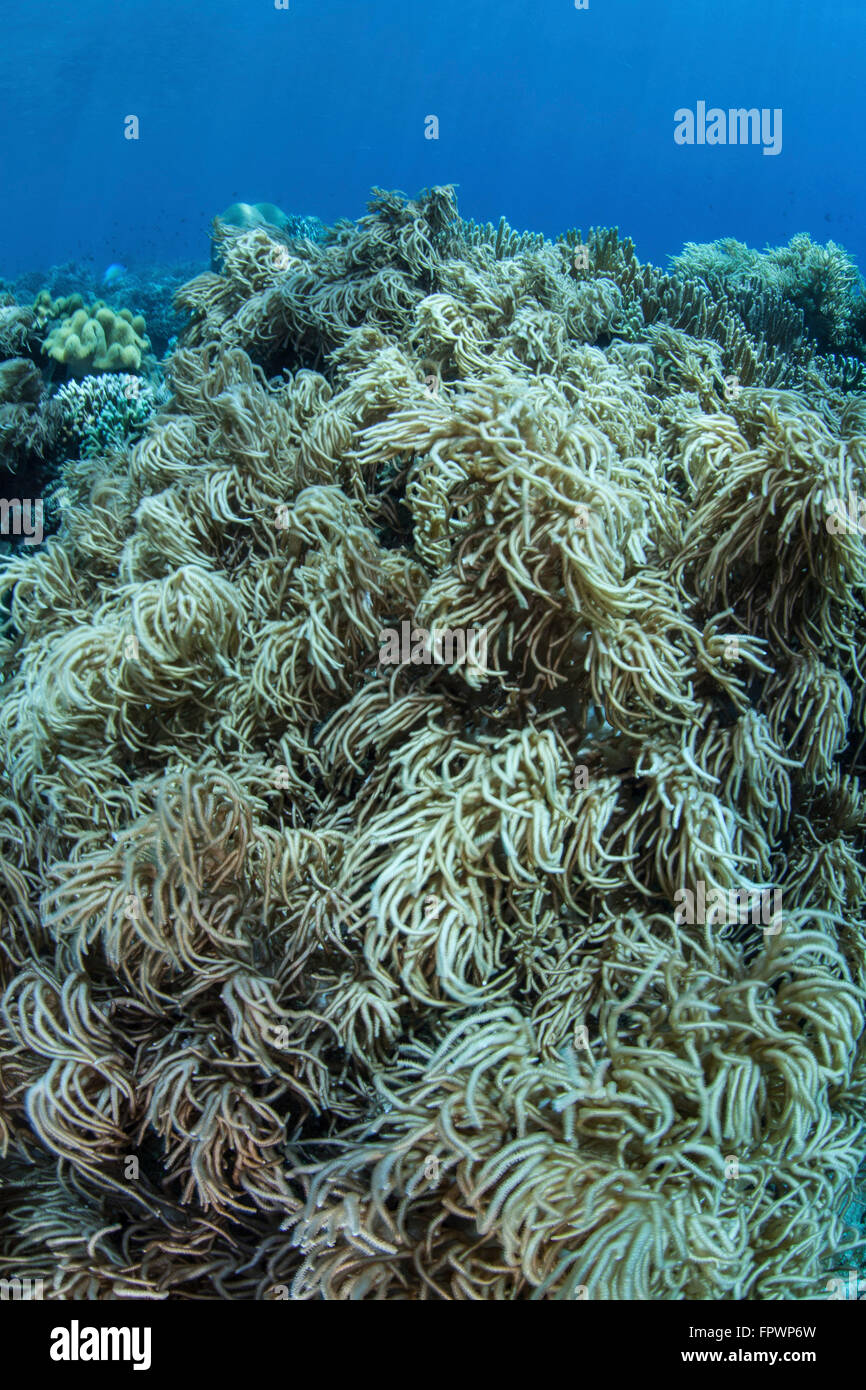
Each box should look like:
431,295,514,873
0,0,863,275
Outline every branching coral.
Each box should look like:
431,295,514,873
49,375,168,458
1,186,865,1301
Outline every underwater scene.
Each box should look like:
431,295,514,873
2,0,866,1326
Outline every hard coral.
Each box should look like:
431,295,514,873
49,374,169,458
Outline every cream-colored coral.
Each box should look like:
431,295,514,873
43,301,151,374
1,186,865,1301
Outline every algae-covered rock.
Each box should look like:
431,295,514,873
218,200,291,231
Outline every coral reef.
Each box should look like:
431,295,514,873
0,187,865,1300
49,375,169,458
0,294,40,361
672,233,866,359
42,301,151,375
0,289,166,553
212,202,328,272
0,358,48,469
32,291,87,331
0,357,61,541
100,266,204,359
216,200,328,242
3,264,207,360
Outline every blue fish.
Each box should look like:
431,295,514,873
102,262,127,287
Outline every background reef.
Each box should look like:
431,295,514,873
1,187,865,1299
0,268,184,553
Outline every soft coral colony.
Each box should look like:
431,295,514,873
1,185,866,1300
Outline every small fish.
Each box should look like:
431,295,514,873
102,262,127,287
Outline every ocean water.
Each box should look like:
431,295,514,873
1,0,864,275
1,0,866,1335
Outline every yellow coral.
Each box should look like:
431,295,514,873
42,300,150,374
31,290,84,330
